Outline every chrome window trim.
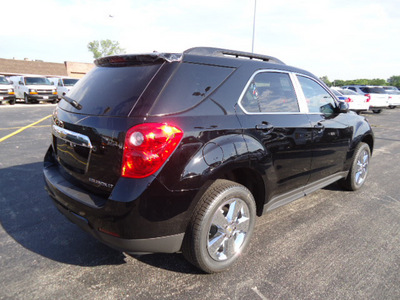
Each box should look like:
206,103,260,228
237,69,307,115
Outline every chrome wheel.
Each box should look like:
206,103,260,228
207,198,250,261
355,148,369,186
183,179,256,273
340,142,371,191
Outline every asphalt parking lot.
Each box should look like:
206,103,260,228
1,104,400,299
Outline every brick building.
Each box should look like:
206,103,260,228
0,58,94,78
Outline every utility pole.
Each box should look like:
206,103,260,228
252,0,256,53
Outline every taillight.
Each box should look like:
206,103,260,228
365,94,371,102
345,97,352,103
122,123,183,178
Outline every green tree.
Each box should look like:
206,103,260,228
369,78,387,86
332,79,345,87
388,75,400,88
320,76,331,87
87,39,125,59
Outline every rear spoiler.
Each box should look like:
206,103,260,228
95,53,182,67
95,47,285,67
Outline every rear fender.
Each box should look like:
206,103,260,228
180,134,249,187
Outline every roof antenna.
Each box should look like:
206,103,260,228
252,0,257,53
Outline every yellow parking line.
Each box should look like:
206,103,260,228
0,125,50,131
0,114,52,143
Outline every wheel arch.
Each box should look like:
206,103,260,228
213,167,265,216
361,133,374,155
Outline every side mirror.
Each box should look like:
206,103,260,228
19,81,24,85
338,101,349,113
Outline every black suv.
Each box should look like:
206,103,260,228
44,47,374,273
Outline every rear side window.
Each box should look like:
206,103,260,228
147,63,234,115
59,63,162,116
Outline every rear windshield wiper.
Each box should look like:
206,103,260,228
61,95,82,110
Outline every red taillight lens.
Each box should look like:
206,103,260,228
345,97,352,103
122,123,183,178
365,94,371,102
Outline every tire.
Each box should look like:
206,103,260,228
372,109,382,114
389,106,395,109
9,99,15,105
340,142,371,191
24,94,30,104
182,179,256,273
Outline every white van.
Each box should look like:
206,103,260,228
9,75,58,104
0,75,16,105
48,77,79,100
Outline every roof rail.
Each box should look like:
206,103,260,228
183,47,285,65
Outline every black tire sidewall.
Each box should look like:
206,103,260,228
193,182,256,273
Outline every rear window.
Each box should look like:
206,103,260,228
359,87,387,94
58,63,162,116
339,89,358,95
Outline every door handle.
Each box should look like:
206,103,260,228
314,122,325,130
256,122,274,131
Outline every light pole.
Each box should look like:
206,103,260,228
252,0,256,53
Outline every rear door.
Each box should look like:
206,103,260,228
236,71,313,201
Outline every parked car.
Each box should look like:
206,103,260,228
48,77,79,100
9,75,58,104
330,88,348,101
342,85,389,113
381,86,400,108
0,75,16,105
44,47,374,273
331,88,369,114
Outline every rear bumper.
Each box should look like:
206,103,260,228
43,146,194,254
51,199,184,254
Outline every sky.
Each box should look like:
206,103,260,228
2,0,399,80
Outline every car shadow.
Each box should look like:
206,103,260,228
130,253,202,274
0,161,202,273
322,182,343,192
0,162,126,267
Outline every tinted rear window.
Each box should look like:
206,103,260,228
58,63,162,116
359,87,387,94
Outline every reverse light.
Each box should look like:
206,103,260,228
122,123,184,178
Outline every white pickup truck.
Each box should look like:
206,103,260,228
9,75,58,104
